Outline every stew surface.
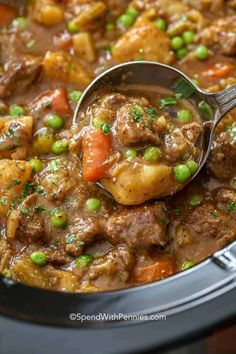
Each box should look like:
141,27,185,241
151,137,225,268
0,0,235,292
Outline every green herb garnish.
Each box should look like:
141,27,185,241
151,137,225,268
227,201,236,213
131,105,143,122
146,107,158,119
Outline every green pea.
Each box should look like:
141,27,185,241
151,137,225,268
118,14,134,27
86,198,101,213
126,7,139,19
106,22,115,31
188,194,203,206
13,17,28,30
50,209,67,228
176,48,188,59
186,160,199,175
195,45,209,60
30,251,47,266
182,260,195,270
2,269,11,277
198,100,213,119
9,105,25,117
182,31,195,45
154,18,166,31
29,158,43,173
67,20,79,33
143,146,162,162
170,36,184,50
75,254,93,268
92,118,106,129
174,164,191,183
69,90,83,103
125,148,137,159
177,109,192,123
44,113,64,130
51,140,68,155
100,123,110,135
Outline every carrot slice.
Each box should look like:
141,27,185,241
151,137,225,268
82,128,112,182
28,87,72,116
0,4,16,26
203,62,234,79
134,257,175,284
50,87,72,115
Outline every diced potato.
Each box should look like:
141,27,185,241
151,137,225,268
58,271,80,292
0,116,33,159
11,255,80,291
101,161,174,205
73,32,96,63
30,0,64,26
43,51,92,88
73,2,106,29
33,127,54,154
11,256,58,290
0,116,33,136
0,160,32,215
112,17,174,64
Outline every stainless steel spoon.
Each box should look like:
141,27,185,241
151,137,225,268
73,61,236,196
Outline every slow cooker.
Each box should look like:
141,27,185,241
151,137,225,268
0,240,235,354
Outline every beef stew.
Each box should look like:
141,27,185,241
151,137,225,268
0,0,235,292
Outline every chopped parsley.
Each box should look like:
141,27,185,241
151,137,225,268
210,210,218,218
0,197,8,206
20,206,29,215
26,39,35,49
42,101,51,109
227,201,236,213
146,107,158,119
35,186,45,196
34,204,47,213
50,160,60,172
160,96,178,109
66,234,76,244
174,206,181,215
77,240,85,248
100,123,110,135
131,105,143,122
13,178,21,185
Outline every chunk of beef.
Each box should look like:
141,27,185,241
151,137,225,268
112,17,174,64
6,194,48,244
216,188,236,213
31,246,71,265
115,102,166,146
199,16,236,55
183,0,225,15
184,204,236,248
164,127,197,162
65,216,106,257
207,125,236,181
181,122,203,144
83,246,135,290
0,55,42,98
100,93,127,110
107,202,169,249
36,158,79,201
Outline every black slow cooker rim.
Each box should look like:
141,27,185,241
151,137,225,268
0,240,235,330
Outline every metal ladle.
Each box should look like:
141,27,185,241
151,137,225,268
73,61,236,200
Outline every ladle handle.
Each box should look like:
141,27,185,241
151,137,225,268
213,83,236,124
